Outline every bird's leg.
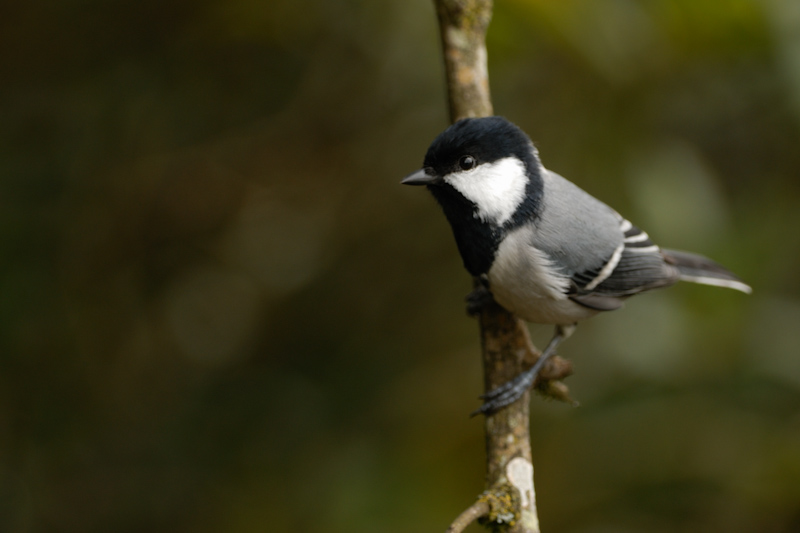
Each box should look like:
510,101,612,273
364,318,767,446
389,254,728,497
472,324,576,416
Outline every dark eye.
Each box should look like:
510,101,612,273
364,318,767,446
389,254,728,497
459,155,476,170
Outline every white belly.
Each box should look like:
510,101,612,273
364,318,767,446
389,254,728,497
488,282,599,324
487,226,600,325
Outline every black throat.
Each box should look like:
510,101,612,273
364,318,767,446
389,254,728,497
419,117,546,276
428,183,501,276
429,161,545,277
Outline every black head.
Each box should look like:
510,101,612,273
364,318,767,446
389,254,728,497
402,117,545,275
422,116,539,178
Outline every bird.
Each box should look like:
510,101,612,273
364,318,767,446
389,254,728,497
402,116,751,415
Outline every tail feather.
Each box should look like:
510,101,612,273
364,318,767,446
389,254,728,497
662,249,752,294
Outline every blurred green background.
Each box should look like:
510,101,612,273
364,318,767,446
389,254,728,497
2,0,800,531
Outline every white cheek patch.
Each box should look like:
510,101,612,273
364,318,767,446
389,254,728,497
443,156,528,225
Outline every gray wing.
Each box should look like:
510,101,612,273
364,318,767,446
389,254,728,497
571,220,680,296
534,171,679,310
532,170,623,275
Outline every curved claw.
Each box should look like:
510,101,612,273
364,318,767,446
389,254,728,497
466,283,494,316
480,368,536,401
472,369,537,416
478,375,518,399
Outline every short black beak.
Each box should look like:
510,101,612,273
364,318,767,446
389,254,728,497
401,168,441,186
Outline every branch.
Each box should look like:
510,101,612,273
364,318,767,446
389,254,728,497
446,500,490,533
433,0,493,122
431,1,574,532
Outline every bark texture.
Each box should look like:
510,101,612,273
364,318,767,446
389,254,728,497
432,1,542,531
433,0,494,122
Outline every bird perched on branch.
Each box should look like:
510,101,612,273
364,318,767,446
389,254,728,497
402,116,751,415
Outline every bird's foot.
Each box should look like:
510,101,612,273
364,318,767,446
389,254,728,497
472,324,576,416
471,367,539,416
466,276,493,316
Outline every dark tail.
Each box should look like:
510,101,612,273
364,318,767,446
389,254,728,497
662,249,752,294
